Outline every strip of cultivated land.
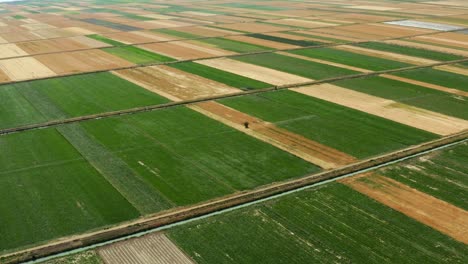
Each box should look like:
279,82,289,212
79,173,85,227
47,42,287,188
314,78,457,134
35,141,468,264
1,132,467,264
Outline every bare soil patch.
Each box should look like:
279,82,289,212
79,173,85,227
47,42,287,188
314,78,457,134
98,232,193,264
0,44,28,59
16,38,91,55
35,49,134,75
342,174,468,244
140,41,232,60
197,58,311,85
411,34,468,50
340,24,433,38
191,101,356,169
113,65,241,101
0,31,42,42
0,57,56,81
292,84,468,135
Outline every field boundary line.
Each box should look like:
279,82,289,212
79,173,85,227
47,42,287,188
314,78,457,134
0,24,466,87
1,130,467,264
1,57,468,136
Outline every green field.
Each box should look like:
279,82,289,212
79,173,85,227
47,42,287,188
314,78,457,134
0,128,140,252
199,38,272,53
0,86,45,129
87,34,126,46
219,90,437,158
103,45,175,64
80,106,319,205
0,72,171,130
394,68,468,92
169,183,468,263
288,47,412,70
378,142,468,210
235,53,359,79
248,33,323,46
170,61,272,90
334,76,468,119
356,42,463,61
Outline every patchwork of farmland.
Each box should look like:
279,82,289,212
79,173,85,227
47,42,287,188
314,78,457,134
0,0,467,263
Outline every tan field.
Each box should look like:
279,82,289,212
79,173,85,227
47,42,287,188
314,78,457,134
292,84,468,135
98,233,194,264
139,41,233,60
197,58,311,85
0,57,56,81
225,35,299,49
0,44,28,59
113,65,241,101
35,49,134,75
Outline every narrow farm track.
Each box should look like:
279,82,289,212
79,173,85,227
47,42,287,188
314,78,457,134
0,23,467,86
1,132,466,264
1,57,468,137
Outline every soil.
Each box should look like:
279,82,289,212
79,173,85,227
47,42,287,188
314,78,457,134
98,232,194,264
113,65,241,101
35,49,134,75
0,57,56,81
139,41,232,60
197,58,311,85
0,44,28,59
292,84,468,135
342,174,468,244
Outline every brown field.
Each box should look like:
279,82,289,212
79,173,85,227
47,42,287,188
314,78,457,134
411,34,468,50
0,31,42,42
113,65,241,101
16,37,108,55
35,49,134,75
191,101,357,169
292,84,468,135
340,23,434,38
197,58,311,85
346,5,400,11
31,28,78,39
0,68,11,82
328,13,397,23
342,174,468,244
98,233,194,264
434,65,468,76
133,20,194,30
139,41,232,60
0,57,56,81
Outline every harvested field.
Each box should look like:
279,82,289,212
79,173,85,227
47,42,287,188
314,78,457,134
35,49,134,75
339,23,434,38
102,31,172,44
0,57,55,81
346,5,400,11
98,233,193,264
292,84,468,135
16,38,88,55
343,174,468,244
265,18,337,28
113,65,241,101
197,58,311,85
0,31,42,42
191,101,356,169
384,39,468,57
0,44,27,59
139,41,232,60
411,34,468,50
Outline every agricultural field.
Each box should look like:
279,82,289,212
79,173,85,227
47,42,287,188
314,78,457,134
0,0,467,263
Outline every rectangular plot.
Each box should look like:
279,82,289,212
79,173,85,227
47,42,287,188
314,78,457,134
394,67,468,93
0,128,140,252
139,41,232,60
235,53,358,80
219,90,437,158
98,233,193,264
0,57,56,81
169,61,272,90
0,86,45,130
35,49,134,75
81,18,141,31
198,37,272,53
198,58,311,86
0,43,28,59
169,183,468,263
288,47,411,71
335,75,468,119
103,46,175,64
80,107,318,204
